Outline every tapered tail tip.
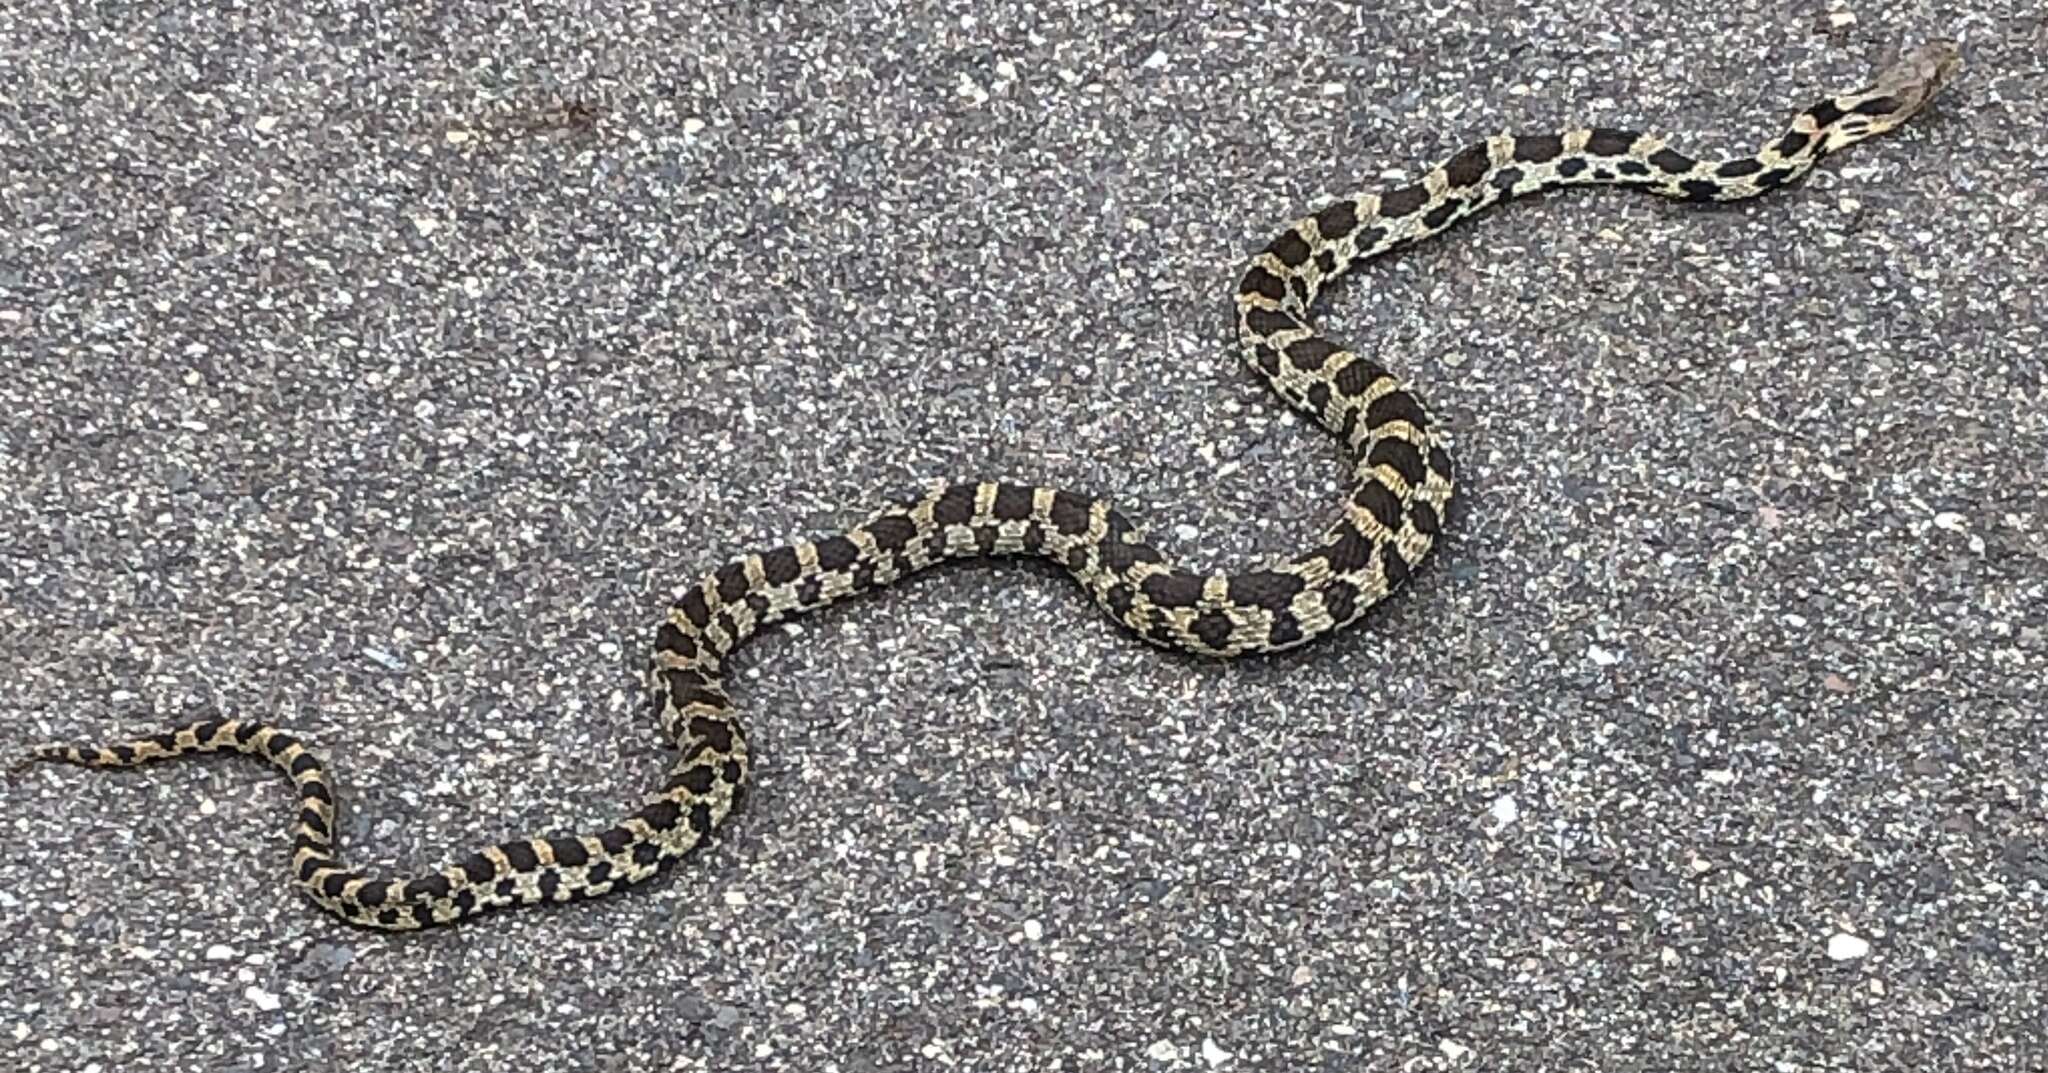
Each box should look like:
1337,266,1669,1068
10,745,65,774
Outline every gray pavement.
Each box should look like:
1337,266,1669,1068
4,3,2044,1071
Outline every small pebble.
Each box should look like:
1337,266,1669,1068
1488,794,1519,825
1827,933,1872,961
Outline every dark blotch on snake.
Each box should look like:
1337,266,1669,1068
688,803,716,835
1585,128,1636,155
1352,481,1405,532
1313,200,1358,240
1266,613,1303,648
1377,185,1428,218
1421,199,1462,230
1333,359,1377,397
549,838,591,867
1227,570,1306,611
1306,381,1332,414
1380,541,1412,587
1648,148,1694,173
1366,390,1428,432
638,798,682,831
932,484,977,526
1049,491,1093,536
667,681,725,712
863,513,917,552
1322,525,1378,574
713,561,750,603
1140,572,1204,609
1443,142,1493,188
1240,266,1288,301
1368,438,1428,488
1322,579,1359,624
759,546,802,585
675,587,711,628
688,716,735,752
1190,612,1236,652
672,765,717,795
1512,134,1563,163
1285,337,1339,371
500,841,541,872
1242,307,1298,337
654,621,698,658
404,874,451,902
992,483,1035,521
1266,230,1313,267
813,534,860,571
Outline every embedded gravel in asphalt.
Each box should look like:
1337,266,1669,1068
4,3,2044,1071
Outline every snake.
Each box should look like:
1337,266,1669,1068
17,41,1959,930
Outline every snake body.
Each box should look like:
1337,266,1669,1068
20,42,1958,930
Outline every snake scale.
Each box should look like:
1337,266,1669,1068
18,41,1958,930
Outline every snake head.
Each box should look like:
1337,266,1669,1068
1814,39,1960,154
1860,39,1963,129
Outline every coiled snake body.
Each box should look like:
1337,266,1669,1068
19,42,1959,929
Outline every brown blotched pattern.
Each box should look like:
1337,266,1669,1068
15,41,1960,930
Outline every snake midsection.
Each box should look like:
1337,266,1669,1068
19,42,1959,930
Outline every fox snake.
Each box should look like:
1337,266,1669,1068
18,41,1959,929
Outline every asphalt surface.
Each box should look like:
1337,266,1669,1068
4,3,2045,1071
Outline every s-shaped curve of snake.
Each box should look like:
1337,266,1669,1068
17,41,1958,929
